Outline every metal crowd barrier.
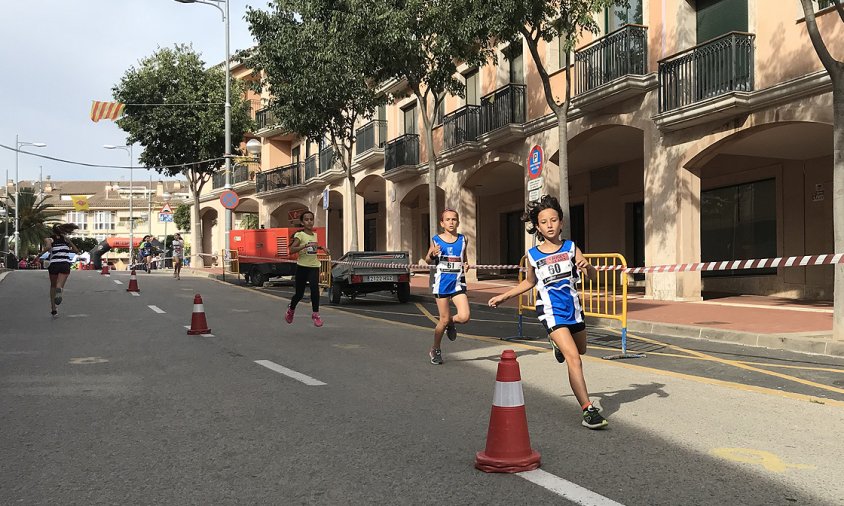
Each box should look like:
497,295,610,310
509,252,643,360
318,254,332,290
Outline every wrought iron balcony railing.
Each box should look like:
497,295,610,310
305,154,319,181
319,146,338,173
256,162,305,194
658,32,755,112
479,83,526,134
255,107,280,131
574,24,648,95
212,164,250,189
355,120,388,155
384,134,420,171
443,105,481,150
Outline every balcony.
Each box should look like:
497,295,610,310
255,162,305,195
656,32,755,131
305,154,319,181
211,164,251,190
354,120,387,168
383,134,420,181
571,24,655,112
479,84,526,144
255,107,278,131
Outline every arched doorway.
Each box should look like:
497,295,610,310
269,201,310,228
356,174,387,251
464,161,525,278
234,197,260,229
200,207,218,266
686,121,833,299
400,184,445,263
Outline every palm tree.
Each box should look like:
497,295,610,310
4,188,59,256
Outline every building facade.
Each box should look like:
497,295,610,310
195,0,841,301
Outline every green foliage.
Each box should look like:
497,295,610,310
174,203,192,232
74,237,100,253
4,188,58,255
240,213,259,230
112,44,254,186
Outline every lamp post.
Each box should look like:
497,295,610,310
175,0,233,259
162,191,172,269
104,144,134,265
14,135,47,260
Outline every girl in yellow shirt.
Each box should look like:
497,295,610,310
285,210,329,327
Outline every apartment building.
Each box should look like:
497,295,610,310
195,0,840,301
7,178,190,266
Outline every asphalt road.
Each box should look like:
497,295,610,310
2,269,843,505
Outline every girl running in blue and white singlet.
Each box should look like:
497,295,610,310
488,195,607,430
423,208,471,365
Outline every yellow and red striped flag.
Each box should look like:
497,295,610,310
90,101,125,122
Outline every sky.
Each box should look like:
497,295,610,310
0,0,261,184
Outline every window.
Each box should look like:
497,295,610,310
94,211,116,231
701,179,776,276
606,0,643,33
464,69,479,106
292,145,300,164
66,211,88,230
816,0,833,9
696,0,747,44
505,42,525,84
402,103,418,135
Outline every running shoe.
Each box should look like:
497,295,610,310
284,306,295,324
582,406,608,429
54,288,63,306
312,312,324,327
549,339,565,363
446,322,457,341
429,348,443,365
51,310,58,317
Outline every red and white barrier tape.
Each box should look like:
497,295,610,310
215,252,844,274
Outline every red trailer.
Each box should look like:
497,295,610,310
230,227,326,286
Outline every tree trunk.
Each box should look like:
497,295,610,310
556,109,571,240
418,97,438,243
833,81,844,340
345,147,359,251
191,187,203,267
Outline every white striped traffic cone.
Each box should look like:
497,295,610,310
475,349,541,473
187,294,211,335
126,269,140,292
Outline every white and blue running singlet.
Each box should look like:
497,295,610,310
431,234,466,296
527,240,583,328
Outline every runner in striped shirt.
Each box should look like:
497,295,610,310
40,223,81,316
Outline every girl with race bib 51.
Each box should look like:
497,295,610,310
487,195,607,429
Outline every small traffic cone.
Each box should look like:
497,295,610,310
475,349,541,473
126,269,140,292
187,294,211,335
100,265,109,275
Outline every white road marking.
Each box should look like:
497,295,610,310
183,325,214,337
517,469,624,506
113,280,123,285
66,314,89,318
148,305,166,314
130,292,140,297
254,360,327,386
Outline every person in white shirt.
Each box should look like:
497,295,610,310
171,233,185,280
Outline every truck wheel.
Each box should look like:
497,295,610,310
250,269,267,287
329,281,342,304
397,282,411,303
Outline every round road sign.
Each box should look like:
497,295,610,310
527,145,544,180
220,190,240,210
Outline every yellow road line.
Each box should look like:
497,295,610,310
609,329,844,396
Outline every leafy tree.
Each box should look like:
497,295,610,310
240,213,259,229
174,203,192,233
4,188,58,256
244,0,385,251
800,0,844,338
74,237,100,253
363,0,496,239
483,0,623,238
112,45,253,262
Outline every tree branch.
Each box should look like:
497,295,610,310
519,26,562,114
801,0,843,75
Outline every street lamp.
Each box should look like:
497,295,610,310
174,0,233,257
104,144,134,265
162,191,172,269
14,136,47,259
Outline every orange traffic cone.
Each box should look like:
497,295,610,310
100,265,109,275
187,294,211,335
126,269,140,292
475,349,541,473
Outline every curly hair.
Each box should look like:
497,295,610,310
521,195,563,241
52,223,79,237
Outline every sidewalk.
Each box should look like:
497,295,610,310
181,266,843,357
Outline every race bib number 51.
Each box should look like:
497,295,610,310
439,256,462,273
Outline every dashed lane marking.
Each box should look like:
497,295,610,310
130,292,140,297
113,280,123,285
254,360,326,386
69,357,109,365
148,305,166,314
517,469,624,505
